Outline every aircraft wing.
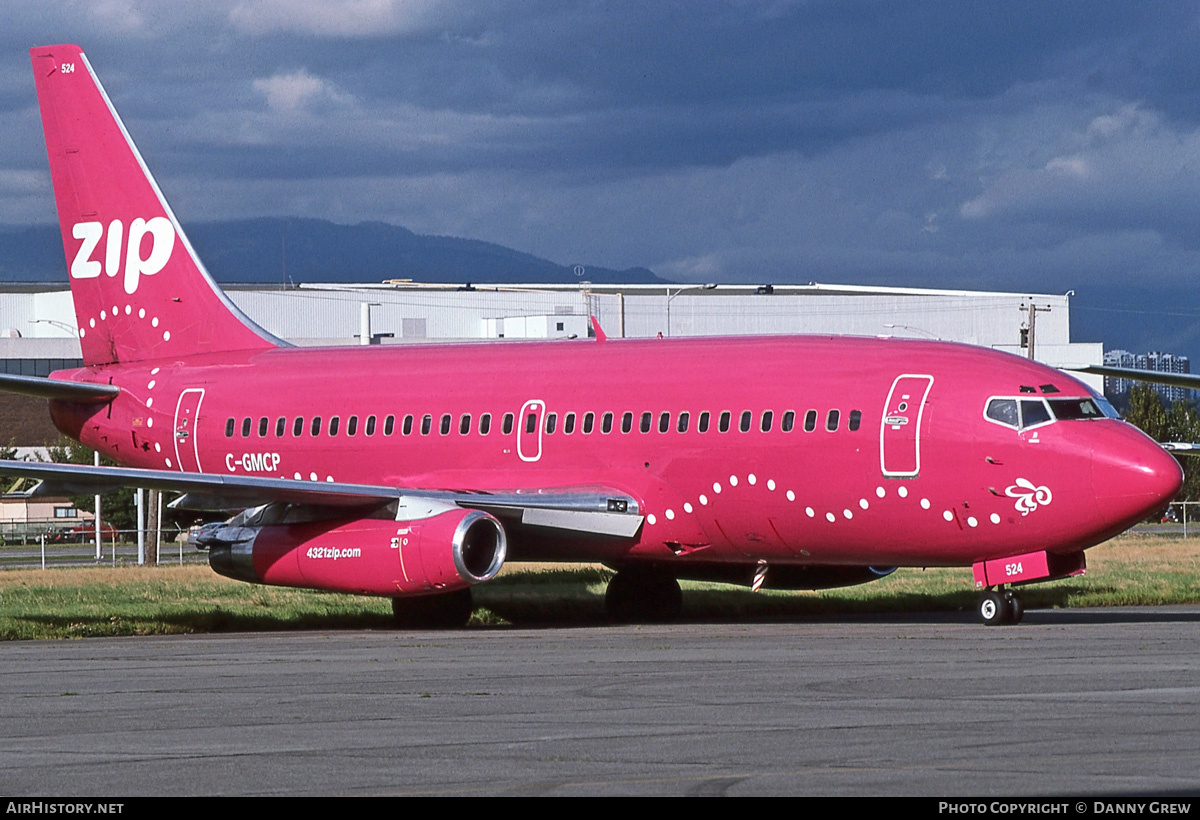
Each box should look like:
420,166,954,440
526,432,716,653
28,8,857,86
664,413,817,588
1067,365,1200,391
0,460,643,538
1163,442,1200,457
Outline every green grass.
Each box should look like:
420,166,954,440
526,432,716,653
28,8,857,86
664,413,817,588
1,535,1198,639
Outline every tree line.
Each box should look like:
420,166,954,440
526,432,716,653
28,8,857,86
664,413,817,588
1123,384,1200,502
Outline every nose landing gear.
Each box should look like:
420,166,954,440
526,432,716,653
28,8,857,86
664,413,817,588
978,587,1024,626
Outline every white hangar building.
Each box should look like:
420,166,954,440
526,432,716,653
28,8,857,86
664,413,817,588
0,282,1103,390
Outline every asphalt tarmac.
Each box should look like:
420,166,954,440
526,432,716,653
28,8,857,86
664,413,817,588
2,607,1199,797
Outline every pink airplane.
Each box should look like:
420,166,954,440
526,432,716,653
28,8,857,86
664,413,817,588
0,45,1182,626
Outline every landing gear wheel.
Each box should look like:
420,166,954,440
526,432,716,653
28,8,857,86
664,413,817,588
391,589,473,629
978,590,1007,626
605,570,683,624
1005,592,1024,625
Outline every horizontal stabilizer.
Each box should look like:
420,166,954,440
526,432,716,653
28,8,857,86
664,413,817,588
0,373,119,402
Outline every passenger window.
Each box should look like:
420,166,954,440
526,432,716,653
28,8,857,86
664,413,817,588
255,417,266,437
293,417,304,437
848,410,861,431
640,412,652,433
564,413,575,434
602,412,613,434
804,410,817,432
440,414,452,435
719,411,731,433
761,410,773,432
525,413,537,434
698,412,710,433
275,417,286,437
366,415,376,436
659,412,670,433
678,412,690,433
583,412,594,434
311,416,322,437
622,412,633,434
225,418,234,438
739,411,751,433
782,411,794,432
421,415,432,435
986,399,1019,428
329,416,340,436
479,414,491,435
347,416,358,436
826,410,840,432
545,413,557,434
459,414,471,435
385,414,396,436
241,418,251,437
502,413,514,435
398,415,408,436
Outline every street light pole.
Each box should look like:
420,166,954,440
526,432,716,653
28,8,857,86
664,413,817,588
883,323,941,340
665,284,717,337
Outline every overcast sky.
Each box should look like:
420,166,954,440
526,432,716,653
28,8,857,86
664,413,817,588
4,1,1200,356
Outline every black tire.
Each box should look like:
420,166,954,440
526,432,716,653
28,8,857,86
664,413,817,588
978,591,1008,626
605,570,683,624
391,588,473,629
1006,593,1024,625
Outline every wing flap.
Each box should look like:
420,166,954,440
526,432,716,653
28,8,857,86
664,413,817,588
0,460,643,536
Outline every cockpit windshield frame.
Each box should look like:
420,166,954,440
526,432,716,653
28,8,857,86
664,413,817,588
984,394,1110,432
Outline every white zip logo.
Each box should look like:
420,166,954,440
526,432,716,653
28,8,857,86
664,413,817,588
70,217,175,295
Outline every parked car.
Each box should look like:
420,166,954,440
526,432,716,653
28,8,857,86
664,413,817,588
65,521,119,543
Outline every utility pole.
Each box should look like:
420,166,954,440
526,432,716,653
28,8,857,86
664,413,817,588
146,489,159,565
1022,300,1052,361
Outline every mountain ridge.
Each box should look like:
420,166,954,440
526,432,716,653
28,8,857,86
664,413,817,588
0,218,666,286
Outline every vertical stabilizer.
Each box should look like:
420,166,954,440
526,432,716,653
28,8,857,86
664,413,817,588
30,44,282,366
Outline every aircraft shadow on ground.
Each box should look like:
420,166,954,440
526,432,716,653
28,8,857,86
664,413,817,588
13,580,1200,636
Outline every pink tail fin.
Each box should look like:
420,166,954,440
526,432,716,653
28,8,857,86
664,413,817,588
30,44,282,366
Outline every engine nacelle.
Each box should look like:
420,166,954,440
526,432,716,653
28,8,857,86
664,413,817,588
204,501,506,597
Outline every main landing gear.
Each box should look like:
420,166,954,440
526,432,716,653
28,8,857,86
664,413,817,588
977,587,1024,626
605,569,683,624
391,588,474,629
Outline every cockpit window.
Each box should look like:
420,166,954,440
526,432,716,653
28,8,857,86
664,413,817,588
1086,388,1121,419
1048,398,1104,420
988,394,1111,430
986,399,1019,428
985,397,1053,430
1020,399,1051,428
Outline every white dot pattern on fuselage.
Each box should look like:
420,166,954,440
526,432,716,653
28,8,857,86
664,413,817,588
640,471,1012,535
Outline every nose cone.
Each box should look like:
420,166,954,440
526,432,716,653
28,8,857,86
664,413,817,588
1093,423,1183,531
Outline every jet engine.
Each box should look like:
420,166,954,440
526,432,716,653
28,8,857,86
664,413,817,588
198,500,506,597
